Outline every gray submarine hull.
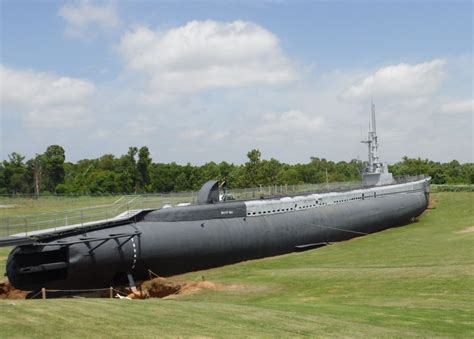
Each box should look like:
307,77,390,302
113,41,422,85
6,179,429,291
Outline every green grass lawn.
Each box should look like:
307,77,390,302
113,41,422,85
0,192,473,337
0,195,123,217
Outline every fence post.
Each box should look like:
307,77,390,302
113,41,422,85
109,286,113,299
6,218,9,236
81,211,83,226
24,218,28,236
41,288,46,300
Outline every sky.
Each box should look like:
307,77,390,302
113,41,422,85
0,0,472,165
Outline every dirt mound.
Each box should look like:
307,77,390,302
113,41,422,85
124,277,243,299
0,282,28,299
140,277,181,298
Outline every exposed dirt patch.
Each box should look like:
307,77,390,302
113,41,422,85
172,280,244,298
123,277,244,299
454,226,474,234
0,282,28,299
140,277,181,298
427,196,438,210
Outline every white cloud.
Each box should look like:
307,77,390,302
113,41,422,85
0,65,96,128
58,0,120,40
254,110,324,139
439,99,473,114
342,59,447,100
179,129,206,140
118,20,298,93
125,116,158,137
179,129,229,142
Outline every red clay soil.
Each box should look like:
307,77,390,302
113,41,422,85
0,282,28,299
124,277,242,299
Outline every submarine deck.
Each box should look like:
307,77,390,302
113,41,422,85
0,176,429,248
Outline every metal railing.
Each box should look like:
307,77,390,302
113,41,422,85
0,191,202,237
224,182,363,200
393,174,427,184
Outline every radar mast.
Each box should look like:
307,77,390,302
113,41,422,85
362,102,382,174
361,103,394,186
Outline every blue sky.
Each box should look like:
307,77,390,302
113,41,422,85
1,0,472,164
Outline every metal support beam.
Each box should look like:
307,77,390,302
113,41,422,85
127,272,138,293
88,239,109,254
116,235,135,249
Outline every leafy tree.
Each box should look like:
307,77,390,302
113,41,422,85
277,168,300,185
260,158,282,185
174,172,189,192
244,149,263,187
97,154,117,171
43,145,66,193
0,163,6,194
88,171,120,194
137,146,152,191
2,153,28,194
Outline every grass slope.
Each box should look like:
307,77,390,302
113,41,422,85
0,192,473,337
0,195,122,218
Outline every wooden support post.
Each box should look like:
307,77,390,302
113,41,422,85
109,286,113,299
41,288,46,300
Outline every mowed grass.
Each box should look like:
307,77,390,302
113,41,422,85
0,192,473,337
0,195,123,218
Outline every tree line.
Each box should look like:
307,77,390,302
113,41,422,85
0,145,472,195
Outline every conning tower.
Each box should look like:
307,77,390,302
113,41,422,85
361,103,394,187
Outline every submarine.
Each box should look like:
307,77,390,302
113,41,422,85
2,105,430,290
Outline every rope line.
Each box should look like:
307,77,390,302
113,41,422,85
42,287,111,293
28,290,43,299
314,224,369,235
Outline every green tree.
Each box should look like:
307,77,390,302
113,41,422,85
0,162,6,194
260,158,282,185
114,147,139,193
277,168,300,185
2,152,28,194
244,149,263,187
137,146,152,191
43,145,66,193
